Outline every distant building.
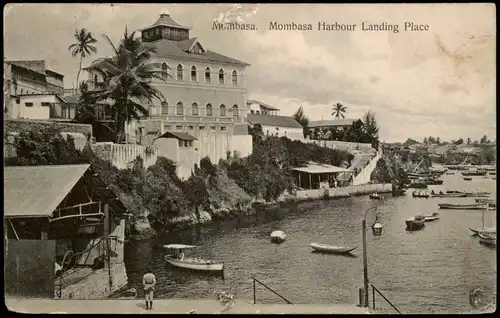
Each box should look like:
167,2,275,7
308,119,361,132
4,60,70,120
247,99,279,115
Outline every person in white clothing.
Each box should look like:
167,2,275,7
142,267,156,310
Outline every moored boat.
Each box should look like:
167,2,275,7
430,192,467,198
478,233,496,247
469,227,496,236
310,243,358,254
270,230,286,244
412,191,430,198
405,215,425,231
445,172,455,175
438,203,487,210
463,177,472,181
369,192,383,200
464,192,491,197
475,198,496,207
462,170,487,176
163,244,224,273
408,182,428,189
423,212,440,222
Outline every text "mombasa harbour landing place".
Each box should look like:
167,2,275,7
270,21,430,32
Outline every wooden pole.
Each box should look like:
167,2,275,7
362,219,369,307
309,174,312,189
298,172,301,188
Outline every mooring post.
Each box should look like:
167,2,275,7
253,278,256,304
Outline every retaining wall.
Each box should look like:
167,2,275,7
295,183,392,200
91,143,158,170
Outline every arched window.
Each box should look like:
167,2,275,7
206,103,213,117
232,104,239,119
162,63,169,80
176,102,184,115
232,70,237,85
161,101,168,115
176,64,183,81
191,66,197,81
205,67,211,83
192,103,199,116
220,104,226,117
218,69,224,84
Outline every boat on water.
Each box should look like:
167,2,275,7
464,192,491,197
270,230,286,244
412,191,430,198
469,204,496,236
423,212,440,222
438,203,487,210
478,233,496,247
163,244,224,273
310,243,358,254
489,172,496,176
462,170,487,176
445,172,455,175
408,182,428,189
423,178,444,185
405,215,426,231
430,192,467,198
369,192,383,200
475,198,496,207
463,177,472,181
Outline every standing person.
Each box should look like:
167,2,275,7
143,267,156,310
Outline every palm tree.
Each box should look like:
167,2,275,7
331,102,347,119
86,27,168,143
68,29,98,92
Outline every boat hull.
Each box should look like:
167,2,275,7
270,231,286,244
405,219,425,231
438,204,487,210
310,243,357,254
431,193,467,198
478,234,496,247
469,228,497,235
164,256,224,272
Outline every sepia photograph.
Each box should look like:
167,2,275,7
3,3,496,314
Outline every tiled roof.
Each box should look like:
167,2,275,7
247,99,280,111
142,13,191,30
6,60,47,76
4,164,90,218
309,119,360,128
144,39,250,66
247,114,303,129
157,131,197,141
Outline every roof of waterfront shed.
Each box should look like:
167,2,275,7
308,119,361,128
4,164,91,218
292,163,350,174
157,131,197,141
247,114,303,129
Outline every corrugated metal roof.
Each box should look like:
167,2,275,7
309,119,360,128
178,38,199,51
247,114,303,129
247,100,280,111
6,60,47,76
4,164,90,218
157,131,197,141
292,163,350,174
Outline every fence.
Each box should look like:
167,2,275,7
5,239,56,298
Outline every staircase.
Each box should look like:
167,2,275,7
351,149,382,186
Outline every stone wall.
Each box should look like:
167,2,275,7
4,119,93,136
295,183,392,200
305,140,374,154
91,143,158,170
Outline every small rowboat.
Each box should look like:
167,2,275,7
463,177,472,181
412,191,430,198
423,212,440,222
465,192,491,197
478,233,496,247
438,203,487,210
406,215,425,231
475,198,496,207
469,227,496,236
431,193,467,198
310,243,358,254
163,244,224,273
270,230,286,244
369,193,383,200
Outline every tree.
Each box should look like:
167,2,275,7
467,137,472,144
362,110,380,148
68,28,98,92
86,27,167,143
436,137,441,145
249,123,264,143
454,138,464,145
331,102,347,119
184,175,209,221
423,137,428,144
428,136,435,144
480,135,488,144
293,106,309,138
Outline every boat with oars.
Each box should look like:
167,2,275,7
469,204,496,236
163,244,224,274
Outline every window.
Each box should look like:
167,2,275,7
177,64,183,81
250,110,254,114
232,104,239,119
189,140,194,147
221,126,227,131
94,74,98,83
176,125,183,131
176,102,184,115
191,66,197,81
205,67,211,83
218,69,224,84
188,125,194,130
178,139,183,147
165,125,171,131
25,102,33,107
199,126,205,130
256,110,260,114
232,70,237,85
184,140,189,147
162,63,169,80
210,126,216,131
41,102,51,107
20,89,24,94
155,28,160,35
206,103,213,116
220,104,226,117
161,101,168,114
192,103,199,116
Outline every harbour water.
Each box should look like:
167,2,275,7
123,174,496,314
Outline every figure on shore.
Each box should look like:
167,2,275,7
142,267,156,310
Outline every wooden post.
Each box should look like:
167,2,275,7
309,174,312,189
40,218,49,240
103,203,110,237
253,278,256,304
298,172,301,188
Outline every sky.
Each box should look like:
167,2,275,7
4,3,496,142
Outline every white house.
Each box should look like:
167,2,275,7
6,93,72,120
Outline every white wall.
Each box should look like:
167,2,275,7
262,125,304,141
353,149,382,185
